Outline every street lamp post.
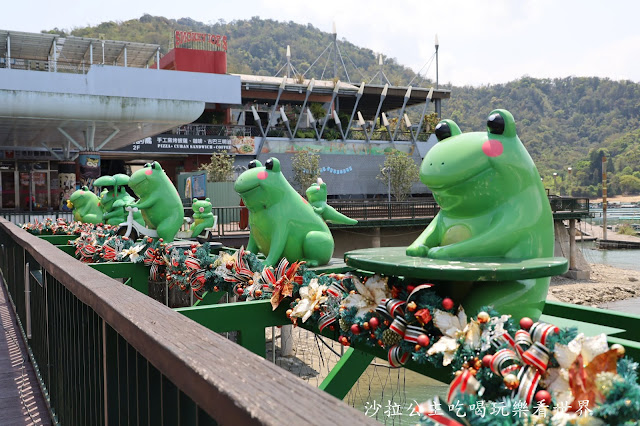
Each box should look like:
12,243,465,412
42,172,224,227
382,167,391,202
552,172,558,195
567,167,572,196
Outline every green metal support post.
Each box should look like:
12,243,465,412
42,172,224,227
319,348,374,399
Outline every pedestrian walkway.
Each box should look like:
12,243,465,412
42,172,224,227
579,222,640,243
0,283,51,426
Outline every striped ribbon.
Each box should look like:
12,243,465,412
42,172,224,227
490,348,521,377
318,312,337,332
521,341,551,372
388,345,410,368
529,322,559,345
447,369,485,405
513,366,542,406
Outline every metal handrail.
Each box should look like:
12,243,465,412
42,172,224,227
0,219,373,425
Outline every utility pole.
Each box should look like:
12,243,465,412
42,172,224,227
286,45,291,78
434,34,441,118
332,22,338,81
602,156,608,241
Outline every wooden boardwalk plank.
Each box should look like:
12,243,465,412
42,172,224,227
0,281,52,426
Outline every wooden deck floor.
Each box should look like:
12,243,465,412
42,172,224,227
0,284,51,426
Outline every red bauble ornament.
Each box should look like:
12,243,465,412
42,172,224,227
236,287,244,295
369,317,380,330
534,390,552,405
442,298,454,310
520,317,534,331
417,334,430,347
407,285,416,293
350,324,361,335
482,354,493,368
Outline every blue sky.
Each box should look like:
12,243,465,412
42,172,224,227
3,0,640,86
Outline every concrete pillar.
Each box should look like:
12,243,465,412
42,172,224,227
372,227,381,248
77,151,101,194
58,161,77,211
569,219,576,271
280,325,294,357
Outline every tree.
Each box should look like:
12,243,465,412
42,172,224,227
377,150,420,201
291,150,320,194
199,152,235,182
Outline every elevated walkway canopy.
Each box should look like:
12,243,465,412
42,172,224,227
235,74,450,118
0,30,161,72
0,30,241,152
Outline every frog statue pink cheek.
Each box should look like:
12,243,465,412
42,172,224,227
145,169,153,176
257,171,268,180
482,139,503,157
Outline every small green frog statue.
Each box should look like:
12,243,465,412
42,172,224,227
235,158,334,266
95,174,144,227
127,162,183,242
190,198,215,237
67,186,103,224
306,178,357,225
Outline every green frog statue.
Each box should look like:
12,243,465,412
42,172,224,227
95,174,145,227
127,162,184,242
235,158,334,266
306,178,358,225
406,109,554,317
190,198,215,237
67,186,104,224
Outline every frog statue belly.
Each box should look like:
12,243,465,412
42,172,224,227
406,109,554,319
234,158,334,267
127,162,183,242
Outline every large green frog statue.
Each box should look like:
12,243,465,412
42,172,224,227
127,162,183,242
95,174,144,227
306,178,358,225
407,109,553,259
190,198,215,237
67,186,104,224
235,158,334,266
406,109,554,316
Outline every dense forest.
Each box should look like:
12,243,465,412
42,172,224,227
45,15,640,197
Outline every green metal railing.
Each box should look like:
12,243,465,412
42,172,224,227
0,219,372,426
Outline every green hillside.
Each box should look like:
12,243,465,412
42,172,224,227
45,15,640,197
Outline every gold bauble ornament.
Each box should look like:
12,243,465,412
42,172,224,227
503,373,520,390
477,311,490,324
407,301,417,312
611,343,625,358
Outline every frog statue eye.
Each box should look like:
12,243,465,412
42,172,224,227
487,113,505,135
248,160,258,169
435,122,452,141
265,158,274,170
151,162,157,169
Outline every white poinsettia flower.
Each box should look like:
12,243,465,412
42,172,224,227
427,307,481,366
290,279,328,323
120,244,145,262
543,333,609,405
341,275,391,319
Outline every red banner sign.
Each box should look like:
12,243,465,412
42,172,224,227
174,30,227,52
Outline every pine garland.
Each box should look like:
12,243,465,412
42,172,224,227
21,221,640,423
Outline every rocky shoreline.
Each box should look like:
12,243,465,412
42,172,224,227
550,263,640,307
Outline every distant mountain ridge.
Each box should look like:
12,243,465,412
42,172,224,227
45,15,640,197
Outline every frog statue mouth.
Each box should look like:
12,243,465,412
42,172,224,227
426,167,491,192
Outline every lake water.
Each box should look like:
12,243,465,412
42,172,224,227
579,240,640,272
